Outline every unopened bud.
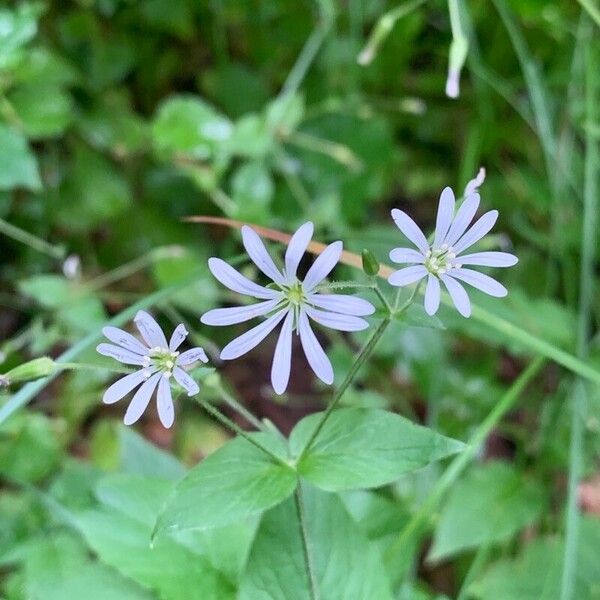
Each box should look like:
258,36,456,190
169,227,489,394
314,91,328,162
361,249,380,277
3,357,56,385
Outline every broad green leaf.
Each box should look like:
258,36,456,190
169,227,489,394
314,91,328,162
22,531,152,600
470,518,600,599
56,145,131,230
18,275,71,308
152,95,233,161
76,509,235,599
8,82,73,139
231,161,274,220
289,408,464,491
0,3,41,70
238,485,393,600
118,425,186,480
0,413,62,482
429,462,546,561
154,433,297,535
0,124,41,191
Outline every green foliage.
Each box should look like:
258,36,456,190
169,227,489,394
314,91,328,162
290,408,464,491
239,485,394,600
154,433,297,535
428,461,546,561
0,0,598,598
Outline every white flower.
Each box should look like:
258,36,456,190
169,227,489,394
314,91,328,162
388,186,518,317
97,311,208,428
201,222,375,395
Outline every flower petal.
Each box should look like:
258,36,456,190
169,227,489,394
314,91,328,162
169,323,189,351
433,187,456,247
134,311,168,349
96,343,146,366
173,366,200,396
241,226,285,284
440,274,471,317
302,241,343,291
388,265,428,287
271,310,294,395
464,167,486,197
456,251,518,267
443,193,480,247
285,222,313,282
424,275,441,315
103,369,151,405
306,293,375,316
389,247,425,264
450,268,507,297
201,298,282,326
453,210,498,254
220,308,289,360
208,257,280,300
391,209,429,254
157,375,175,428
176,347,208,366
298,309,334,385
305,306,369,332
102,326,148,355
123,372,161,425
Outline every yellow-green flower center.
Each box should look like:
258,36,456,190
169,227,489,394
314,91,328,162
425,245,460,277
145,347,179,377
283,281,306,306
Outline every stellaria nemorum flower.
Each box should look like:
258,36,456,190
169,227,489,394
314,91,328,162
388,178,517,318
201,222,375,394
97,311,208,428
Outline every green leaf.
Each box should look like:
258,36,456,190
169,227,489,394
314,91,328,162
0,413,62,482
0,3,42,70
470,518,600,599
152,94,233,161
56,145,131,231
76,479,236,600
8,82,73,139
118,425,186,480
154,433,297,535
0,124,41,191
396,303,446,330
428,462,546,561
289,408,464,491
22,531,153,600
231,161,274,220
239,485,393,600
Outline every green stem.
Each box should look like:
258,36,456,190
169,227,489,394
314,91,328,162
0,216,65,259
279,1,334,100
193,396,288,467
297,316,391,459
561,28,598,600
85,247,183,293
372,282,392,313
57,362,133,375
294,484,320,600
216,381,266,431
384,357,544,584
456,543,491,600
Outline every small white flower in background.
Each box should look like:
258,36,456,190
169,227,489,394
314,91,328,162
201,222,375,395
388,178,518,318
97,311,208,428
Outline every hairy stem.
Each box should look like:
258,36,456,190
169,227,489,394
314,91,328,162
193,396,289,467
294,484,320,600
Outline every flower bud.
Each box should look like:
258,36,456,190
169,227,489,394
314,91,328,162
3,357,57,385
361,249,380,277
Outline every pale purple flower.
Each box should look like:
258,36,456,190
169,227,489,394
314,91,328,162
201,222,375,395
388,186,518,318
97,311,208,428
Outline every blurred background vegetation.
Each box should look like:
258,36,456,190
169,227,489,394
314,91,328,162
0,0,599,598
